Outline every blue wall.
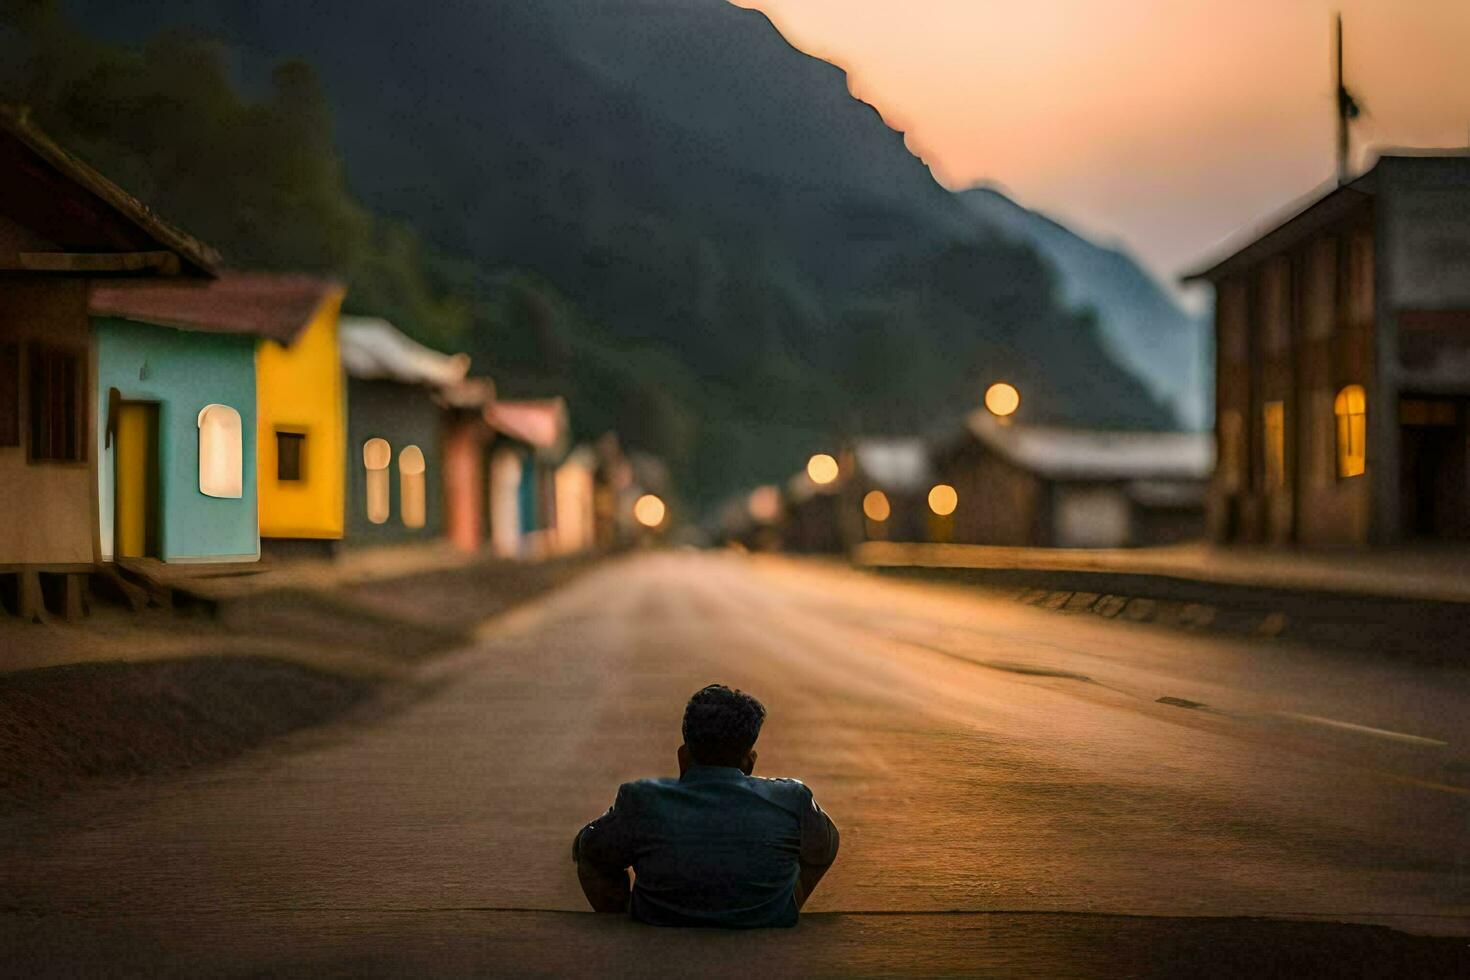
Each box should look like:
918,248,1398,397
94,317,259,562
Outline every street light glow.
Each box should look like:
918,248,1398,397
862,490,891,522
748,485,782,523
985,382,1020,418
634,494,667,528
928,483,958,516
807,453,840,485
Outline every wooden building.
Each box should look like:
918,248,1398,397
439,377,497,554
1186,154,1470,545
86,273,346,557
483,398,569,559
0,108,217,618
852,438,933,545
89,293,260,564
338,316,470,547
933,411,1212,548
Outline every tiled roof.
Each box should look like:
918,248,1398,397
91,271,343,344
484,398,568,451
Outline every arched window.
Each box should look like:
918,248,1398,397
197,404,243,498
364,438,391,524
1334,385,1366,478
399,444,426,529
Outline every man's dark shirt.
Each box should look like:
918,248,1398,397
573,765,840,928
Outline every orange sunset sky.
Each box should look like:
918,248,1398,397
731,0,1470,296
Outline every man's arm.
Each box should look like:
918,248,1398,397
794,793,840,910
572,786,636,913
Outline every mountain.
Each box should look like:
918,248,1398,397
958,185,1209,428
36,0,1177,505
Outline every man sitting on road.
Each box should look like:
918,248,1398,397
572,683,840,928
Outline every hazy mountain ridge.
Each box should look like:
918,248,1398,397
49,0,1177,504
958,185,1208,428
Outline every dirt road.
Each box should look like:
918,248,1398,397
3,552,1466,975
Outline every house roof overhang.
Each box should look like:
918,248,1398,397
0,106,219,279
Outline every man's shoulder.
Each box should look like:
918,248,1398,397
742,775,816,811
615,776,680,802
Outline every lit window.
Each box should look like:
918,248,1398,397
399,444,426,529
1263,401,1286,490
364,437,391,524
1334,385,1366,478
197,404,243,498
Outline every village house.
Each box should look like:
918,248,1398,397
483,397,569,558
932,410,1212,549
87,273,347,558
852,438,933,545
0,108,217,619
1185,153,1470,545
338,316,470,547
439,376,497,554
89,290,259,564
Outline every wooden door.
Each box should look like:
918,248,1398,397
115,402,160,558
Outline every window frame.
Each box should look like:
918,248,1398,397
363,437,392,524
0,341,19,447
1334,385,1367,479
398,444,427,529
275,427,308,483
26,342,86,465
197,403,245,499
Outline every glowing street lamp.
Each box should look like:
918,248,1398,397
862,490,891,522
634,493,667,529
806,453,840,486
928,483,958,517
985,382,1020,418
748,485,782,524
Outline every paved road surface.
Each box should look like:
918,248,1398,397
4,553,1467,975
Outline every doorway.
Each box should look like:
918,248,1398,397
1399,397,1469,540
115,401,161,558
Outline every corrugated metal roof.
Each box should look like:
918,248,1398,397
854,438,932,492
339,316,470,388
91,271,343,343
965,410,1213,482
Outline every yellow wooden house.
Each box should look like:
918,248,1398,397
253,276,349,552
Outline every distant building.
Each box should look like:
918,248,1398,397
484,398,569,559
339,316,470,547
1186,154,1470,545
439,377,497,555
932,411,1212,548
0,108,217,618
852,438,933,544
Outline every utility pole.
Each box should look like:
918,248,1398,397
1334,13,1361,185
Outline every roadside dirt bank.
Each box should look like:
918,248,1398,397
0,655,372,812
0,554,602,811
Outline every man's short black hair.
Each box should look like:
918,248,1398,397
682,684,766,767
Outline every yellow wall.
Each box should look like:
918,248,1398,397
0,281,97,568
256,289,347,540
